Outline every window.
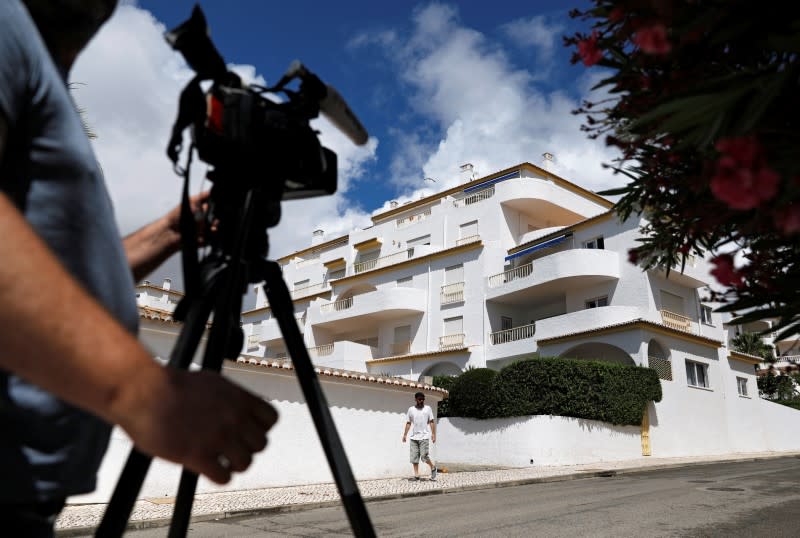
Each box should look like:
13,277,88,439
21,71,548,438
501,316,513,330
660,290,685,315
445,264,464,284
700,305,714,325
686,360,709,388
396,276,413,287
444,316,463,335
584,236,605,249
328,268,346,280
737,377,749,397
460,220,478,238
407,234,431,247
586,296,609,309
293,279,309,290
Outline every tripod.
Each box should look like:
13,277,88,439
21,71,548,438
96,186,375,537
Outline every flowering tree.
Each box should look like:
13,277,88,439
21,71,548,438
565,1,800,339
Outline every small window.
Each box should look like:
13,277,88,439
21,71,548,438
293,279,309,290
584,236,605,249
501,316,513,330
700,305,714,325
686,360,709,388
407,234,431,247
397,276,413,287
327,268,346,281
586,296,609,309
736,377,748,397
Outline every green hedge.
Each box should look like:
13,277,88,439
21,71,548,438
441,357,662,426
432,375,458,416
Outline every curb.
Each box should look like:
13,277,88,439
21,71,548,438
56,453,800,536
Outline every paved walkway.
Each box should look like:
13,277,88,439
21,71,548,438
55,451,800,535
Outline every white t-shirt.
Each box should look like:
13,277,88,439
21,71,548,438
406,405,434,440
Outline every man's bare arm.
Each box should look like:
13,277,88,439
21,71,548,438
123,191,210,282
402,421,411,441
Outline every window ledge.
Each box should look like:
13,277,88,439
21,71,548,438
738,395,752,399
687,384,713,392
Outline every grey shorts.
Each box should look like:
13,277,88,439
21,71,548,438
409,439,430,464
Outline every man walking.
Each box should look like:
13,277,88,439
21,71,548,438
402,392,437,481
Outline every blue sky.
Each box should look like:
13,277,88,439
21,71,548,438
72,0,618,289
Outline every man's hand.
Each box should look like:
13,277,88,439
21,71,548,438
431,433,436,444
402,435,407,443
110,367,278,484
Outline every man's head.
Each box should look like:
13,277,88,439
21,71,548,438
24,0,118,67
414,392,425,407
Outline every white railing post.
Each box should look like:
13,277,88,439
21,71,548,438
321,296,354,313
489,322,536,345
660,310,694,333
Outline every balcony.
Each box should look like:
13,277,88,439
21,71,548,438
312,287,426,330
305,340,375,371
389,340,412,356
290,281,330,300
354,248,414,274
489,323,536,345
486,249,619,303
487,263,533,288
396,208,432,229
660,309,696,334
456,234,481,247
440,282,465,305
453,186,495,207
439,333,465,351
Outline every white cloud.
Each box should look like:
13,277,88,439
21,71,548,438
71,2,378,287
502,15,565,61
355,4,624,198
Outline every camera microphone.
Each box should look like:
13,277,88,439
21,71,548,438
284,61,369,146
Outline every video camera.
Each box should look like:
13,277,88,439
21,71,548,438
164,5,367,203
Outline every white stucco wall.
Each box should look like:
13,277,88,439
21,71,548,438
437,416,642,466
71,363,444,504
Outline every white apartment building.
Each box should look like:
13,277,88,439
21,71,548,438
239,161,762,401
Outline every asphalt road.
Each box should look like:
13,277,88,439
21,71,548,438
124,457,800,537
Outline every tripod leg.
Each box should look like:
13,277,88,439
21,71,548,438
96,292,217,537
261,260,376,538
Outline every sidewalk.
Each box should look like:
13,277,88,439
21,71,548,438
55,451,800,535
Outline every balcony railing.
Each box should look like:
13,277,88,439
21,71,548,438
296,257,320,268
489,322,536,345
354,248,414,274
307,344,334,357
390,341,412,356
290,282,328,299
396,208,432,229
453,186,495,207
440,282,465,305
487,263,533,288
439,333,465,350
320,297,354,313
456,234,481,246
246,333,261,348
660,309,693,333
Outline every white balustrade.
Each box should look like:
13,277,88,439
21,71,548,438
487,263,533,288
489,323,536,345
307,343,334,357
390,341,412,356
453,186,495,207
439,333,465,350
354,248,414,274
320,296,354,313
440,282,465,305
396,208,432,228
660,310,694,333
456,234,480,246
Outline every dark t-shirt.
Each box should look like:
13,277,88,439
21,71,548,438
0,1,139,502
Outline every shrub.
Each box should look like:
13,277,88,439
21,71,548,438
432,375,458,417
441,357,662,426
446,368,498,419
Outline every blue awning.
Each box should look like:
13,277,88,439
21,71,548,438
463,170,520,193
505,234,570,261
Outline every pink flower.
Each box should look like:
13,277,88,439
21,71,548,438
710,254,743,287
774,204,800,235
578,31,603,66
633,24,671,55
710,137,780,210
627,249,639,265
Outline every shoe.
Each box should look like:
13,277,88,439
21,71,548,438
431,467,437,481
412,476,420,481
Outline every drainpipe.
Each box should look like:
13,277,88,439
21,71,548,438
426,260,432,356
